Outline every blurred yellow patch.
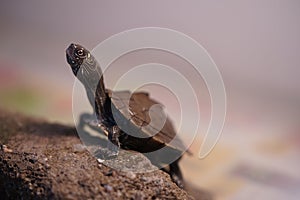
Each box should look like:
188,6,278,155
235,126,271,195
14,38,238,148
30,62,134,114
0,87,44,116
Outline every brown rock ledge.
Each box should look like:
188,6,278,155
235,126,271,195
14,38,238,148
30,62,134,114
0,109,211,199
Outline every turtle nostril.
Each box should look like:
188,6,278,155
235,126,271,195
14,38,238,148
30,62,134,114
68,43,76,50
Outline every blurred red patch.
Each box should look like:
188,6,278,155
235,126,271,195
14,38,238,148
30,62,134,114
0,62,20,88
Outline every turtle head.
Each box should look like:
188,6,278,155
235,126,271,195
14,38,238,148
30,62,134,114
66,43,90,76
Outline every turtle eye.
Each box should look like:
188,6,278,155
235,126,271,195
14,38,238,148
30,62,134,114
77,49,84,56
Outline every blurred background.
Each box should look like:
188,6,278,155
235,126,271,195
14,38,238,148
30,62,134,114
0,1,299,199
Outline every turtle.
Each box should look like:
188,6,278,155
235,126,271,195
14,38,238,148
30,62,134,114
66,43,187,188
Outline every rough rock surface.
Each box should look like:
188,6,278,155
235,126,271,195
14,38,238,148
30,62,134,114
0,109,211,199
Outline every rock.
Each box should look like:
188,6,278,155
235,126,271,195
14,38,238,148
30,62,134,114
0,109,210,199
73,143,86,153
95,148,158,173
0,144,13,153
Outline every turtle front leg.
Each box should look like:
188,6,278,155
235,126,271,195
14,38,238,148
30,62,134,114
169,158,184,189
106,125,121,157
95,125,121,160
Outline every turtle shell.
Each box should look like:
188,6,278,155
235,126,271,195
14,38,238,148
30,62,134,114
108,90,186,154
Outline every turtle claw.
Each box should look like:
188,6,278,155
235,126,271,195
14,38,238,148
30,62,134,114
169,158,184,188
171,174,184,189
